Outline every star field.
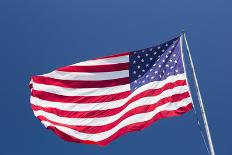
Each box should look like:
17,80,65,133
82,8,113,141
129,37,184,92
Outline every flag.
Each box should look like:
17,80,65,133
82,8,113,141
30,36,193,146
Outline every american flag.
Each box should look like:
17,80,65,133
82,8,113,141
30,36,193,146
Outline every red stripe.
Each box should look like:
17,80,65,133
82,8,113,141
31,76,129,88
95,52,129,60
57,62,129,72
32,89,131,103
44,103,193,146
32,80,187,118
98,103,193,146
34,92,190,134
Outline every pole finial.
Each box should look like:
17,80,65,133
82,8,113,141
181,30,185,36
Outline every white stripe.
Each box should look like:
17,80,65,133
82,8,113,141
33,85,190,126
32,83,130,96
71,55,129,66
40,97,192,142
32,84,187,112
31,73,188,111
42,70,129,81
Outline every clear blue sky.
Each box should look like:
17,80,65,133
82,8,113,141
1,0,231,155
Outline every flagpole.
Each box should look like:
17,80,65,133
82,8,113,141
182,32,215,155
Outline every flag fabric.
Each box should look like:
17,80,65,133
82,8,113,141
30,36,193,146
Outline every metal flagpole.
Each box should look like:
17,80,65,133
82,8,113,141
182,32,215,155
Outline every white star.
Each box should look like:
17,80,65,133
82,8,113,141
133,60,136,64
172,45,175,48
169,59,173,62
146,75,149,78
169,50,172,53
159,65,162,68
153,52,157,55
133,71,136,74
142,69,145,72
155,71,158,74
174,60,178,63
153,64,156,67
167,72,170,75
149,48,153,51
157,46,161,49
142,50,145,52
150,57,153,60
134,80,137,83
173,54,176,57
162,59,165,63
137,65,141,69
158,55,160,58
146,64,149,67
151,76,154,79
134,51,137,54
141,59,144,62
138,75,141,78
170,66,174,69
165,55,168,58
150,69,153,72
166,64,169,67
162,70,165,73
159,75,162,78
175,70,178,73
162,49,165,52
146,53,149,57
142,80,145,83
137,55,141,58
165,43,168,47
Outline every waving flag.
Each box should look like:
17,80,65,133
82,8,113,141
30,36,193,146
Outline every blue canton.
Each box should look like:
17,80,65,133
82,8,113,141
129,37,184,92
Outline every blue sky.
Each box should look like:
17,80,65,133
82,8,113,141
1,0,231,155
